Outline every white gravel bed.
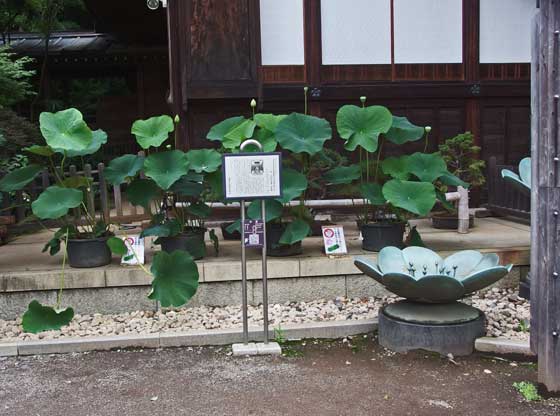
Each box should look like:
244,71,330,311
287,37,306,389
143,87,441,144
0,288,529,343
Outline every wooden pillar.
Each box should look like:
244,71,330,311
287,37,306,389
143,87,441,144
304,0,322,117
531,0,560,392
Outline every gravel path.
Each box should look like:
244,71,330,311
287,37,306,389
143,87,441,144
0,288,529,342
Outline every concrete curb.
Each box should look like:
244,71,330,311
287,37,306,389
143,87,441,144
0,319,378,357
475,337,534,356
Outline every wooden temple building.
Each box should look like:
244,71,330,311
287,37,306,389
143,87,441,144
3,0,534,169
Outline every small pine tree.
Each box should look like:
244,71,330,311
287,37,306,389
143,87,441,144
439,132,486,188
0,47,35,108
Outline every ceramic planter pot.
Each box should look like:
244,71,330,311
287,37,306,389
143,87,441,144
310,219,335,237
360,222,405,252
159,227,206,260
67,237,112,268
266,222,303,257
431,212,475,230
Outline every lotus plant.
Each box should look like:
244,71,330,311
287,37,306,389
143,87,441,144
325,97,468,250
104,114,222,259
207,97,330,255
354,247,512,303
501,157,531,195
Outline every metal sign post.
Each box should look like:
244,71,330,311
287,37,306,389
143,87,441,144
222,139,282,356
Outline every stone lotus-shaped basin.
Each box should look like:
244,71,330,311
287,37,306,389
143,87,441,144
501,157,531,195
355,247,513,303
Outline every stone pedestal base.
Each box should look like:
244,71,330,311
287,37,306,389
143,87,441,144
378,301,485,356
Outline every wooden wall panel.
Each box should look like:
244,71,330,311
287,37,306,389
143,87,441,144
189,0,252,81
479,63,531,81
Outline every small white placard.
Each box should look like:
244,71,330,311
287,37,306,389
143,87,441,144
322,226,348,256
120,235,145,265
223,153,282,200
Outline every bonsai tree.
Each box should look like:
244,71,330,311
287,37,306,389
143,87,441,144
325,97,466,251
104,115,222,260
207,98,331,256
434,132,485,220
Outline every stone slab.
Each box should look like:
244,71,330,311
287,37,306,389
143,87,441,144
255,342,282,355
0,342,18,357
17,333,160,356
475,337,534,356
232,342,258,356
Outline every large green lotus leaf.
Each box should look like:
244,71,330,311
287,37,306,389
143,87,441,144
381,156,411,180
354,257,384,284
0,164,43,192
63,129,108,157
131,115,174,149
23,145,54,157
171,175,205,197
187,202,212,218
382,180,436,216
276,113,332,155
324,164,361,185
385,116,425,145
31,186,83,219
414,275,465,303
461,265,512,294
39,108,92,152
141,219,182,238
254,113,287,132
144,150,189,190
61,176,92,189
185,149,222,173
22,300,74,334
359,183,386,205
277,168,307,203
223,119,257,149
279,218,310,245
247,199,283,222
149,250,200,308
336,105,392,152
252,127,278,152
439,171,469,188
126,178,160,208
107,236,128,256
404,153,447,182
104,154,145,186
206,116,256,150
204,170,224,202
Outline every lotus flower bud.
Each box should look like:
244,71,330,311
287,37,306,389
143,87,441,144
425,126,432,133
360,96,367,104
304,86,309,93
174,115,180,124
166,144,172,149
250,99,257,108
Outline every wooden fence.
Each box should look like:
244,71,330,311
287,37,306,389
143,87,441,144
5,154,150,225
485,156,530,220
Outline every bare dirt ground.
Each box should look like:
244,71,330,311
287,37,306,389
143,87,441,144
0,336,558,416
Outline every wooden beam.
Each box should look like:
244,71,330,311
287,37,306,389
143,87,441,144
531,0,560,392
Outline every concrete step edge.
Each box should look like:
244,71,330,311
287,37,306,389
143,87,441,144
0,319,378,357
475,336,534,356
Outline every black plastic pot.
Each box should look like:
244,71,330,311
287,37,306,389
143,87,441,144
220,222,241,240
361,222,406,252
431,212,475,230
67,237,112,268
159,227,206,260
310,219,335,237
266,223,303,257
